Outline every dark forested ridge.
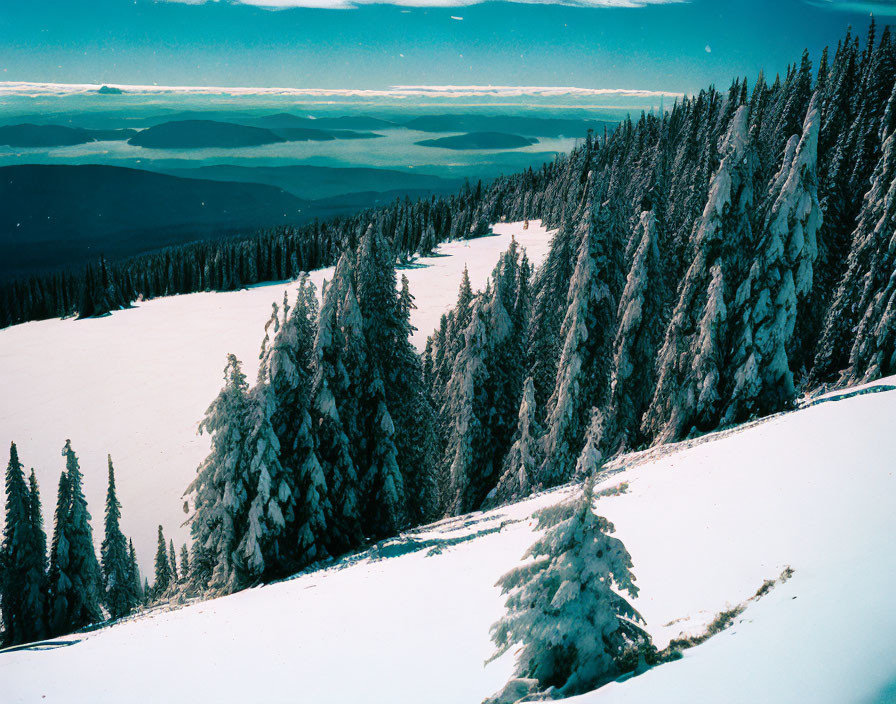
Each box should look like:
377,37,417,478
2,23,896,643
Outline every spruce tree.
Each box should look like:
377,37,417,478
490,376,542,507
179,544,190,585
394,274,440,524
312,265,362,553
187,354,251,594
2,443,47,645
444,299,490,514
168,539,178,585
725,96,821,422
25,468,48,639
153,525,171,598
47,468,72,636
60,440,102,630
643,105,756,442
604,209,665,453
128,539,142,603
267,279,330,569
539,189,623,487
101,455,137,619
488,479,650,697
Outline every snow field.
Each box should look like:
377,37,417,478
0,221,553,577
1,377,893,704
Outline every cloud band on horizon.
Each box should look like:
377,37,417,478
0,82,685,98
161,0,684,9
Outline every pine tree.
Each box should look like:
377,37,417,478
574,409,605,479
187,354,251,594
643,105,756,442
179,544,190,585
24,468,48,638
394,274,439,524
47,468,73,636
539,190,623,487
444,299,490,514
168,539,178,585
153,525,171,598
488,479,650,697
725,96,821,421
59,440,102,631
2,443,47,645
312,264,362,554
356,223,409,536
604,209,665,453
101,455,138,619
269,280,330,569
489,377,542,506
128,539,142,603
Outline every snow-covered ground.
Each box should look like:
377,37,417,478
1,376,893,703
0,221,553,576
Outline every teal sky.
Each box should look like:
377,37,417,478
0,0,887,94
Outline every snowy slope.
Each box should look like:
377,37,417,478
2,377,894,704
0,221,553,576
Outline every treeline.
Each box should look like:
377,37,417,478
0,441,192,646
0,182,496,329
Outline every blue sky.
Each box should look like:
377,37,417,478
0,0,886,93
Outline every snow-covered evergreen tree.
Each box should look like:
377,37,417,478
101,455,138,619
47,468,72,636
58,440,102,630
395,274,440,524
489,376,542,506
168,539,178,585
539,189,623,487
1,443,47,645
128,539,142,603
725,96,821,422
488,479,649,697
187,354,251,594
604,209,665,453
25,468,48,636
356,223,409,536
643,105,756,442
361,371,407,537
574,409,605,479
179,544,190,585
153,526,171,598
312,267,362,553
444,299,490,514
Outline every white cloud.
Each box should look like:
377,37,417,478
162,0,684,9
705,44,711,53
805,0,896,16
0,81,684,98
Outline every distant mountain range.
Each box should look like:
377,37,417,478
415,132,539,150
0,124,136,147
127,120,383,149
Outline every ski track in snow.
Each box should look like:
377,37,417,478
0,221,553,577
0,376,894,703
